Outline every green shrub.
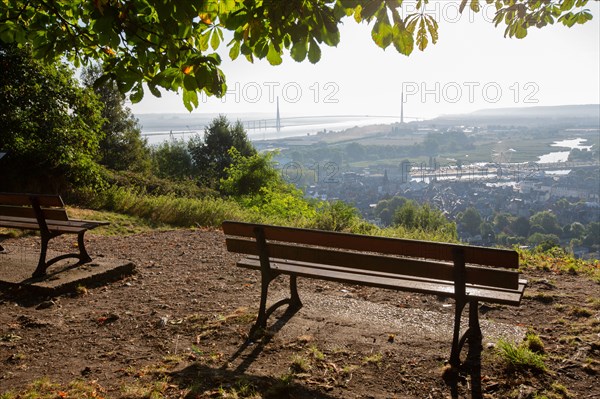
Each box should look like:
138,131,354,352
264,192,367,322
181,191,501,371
312,200,361,232
107,170,215,198
238,186,318,226
377,224,459,243
220,149,280,196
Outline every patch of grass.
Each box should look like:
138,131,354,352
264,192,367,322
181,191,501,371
120,379,170,399
216,377,259,398
529,292,555,304
133,362,170,377
362,352,383,366
570,306,593,318
7,352,26,362
307,344,325,361
496,339,547,373
67,207,164,236
264,373,294,398
162,355,183,364
77,186,459,242
0,378,105,399
530,382,573,399
0,333,22,342
94,186,273,229
75,284,88,296
558,335,581,346
341,364,360,376
525,331,545,354
228,309,258,325
331,346,350,355
189,349,224,364
554,304,567,312
586,297,600,310
0,228,32,239
234,379,258,398
518,249,600,283
290,355,311,373
550,382,571,398
192,308,256,340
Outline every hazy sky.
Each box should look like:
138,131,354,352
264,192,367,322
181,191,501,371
130,1,600,120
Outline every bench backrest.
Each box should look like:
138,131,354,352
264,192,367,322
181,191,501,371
0,193,69,221
222,221,520,291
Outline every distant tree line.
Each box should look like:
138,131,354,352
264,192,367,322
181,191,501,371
455,205,599,254
373,195,599,254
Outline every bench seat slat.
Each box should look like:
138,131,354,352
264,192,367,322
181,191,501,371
237,257,526,306
242,255,524,294
223,221,519,269
60,219,110,228
226,238,519,290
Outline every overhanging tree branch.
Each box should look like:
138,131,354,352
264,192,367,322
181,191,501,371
0,0,595,109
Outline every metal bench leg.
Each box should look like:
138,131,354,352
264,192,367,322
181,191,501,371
252,227,302,333
255,271,271,329
253,273,302,332
289,275,302,310
77,231,92,263
449,299,466,369
32,233,51,278
446,300,483,399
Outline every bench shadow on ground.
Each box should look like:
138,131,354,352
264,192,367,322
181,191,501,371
170,364,339,399
170,304,483,399
0,246,135,304
169,306,342,399
170,309,335,399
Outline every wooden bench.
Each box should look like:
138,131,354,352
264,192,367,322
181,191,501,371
0,193,109,278
222,221,527,382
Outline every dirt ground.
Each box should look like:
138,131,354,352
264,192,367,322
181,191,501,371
0,229,599,398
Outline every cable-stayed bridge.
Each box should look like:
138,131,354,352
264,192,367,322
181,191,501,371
240,114,424,132
140,114,423,142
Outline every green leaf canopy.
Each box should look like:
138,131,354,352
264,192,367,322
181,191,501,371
0,0,594,108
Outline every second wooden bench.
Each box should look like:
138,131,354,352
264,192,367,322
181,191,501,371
0,192,109,278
